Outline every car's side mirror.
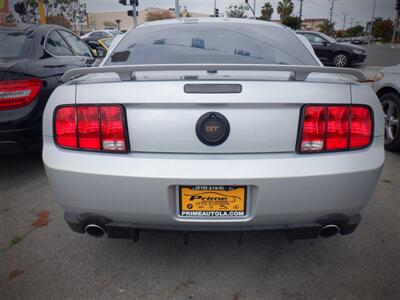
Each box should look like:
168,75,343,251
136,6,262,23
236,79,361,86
322,41,330,46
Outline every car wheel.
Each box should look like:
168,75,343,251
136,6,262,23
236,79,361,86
380,92,400,152
333,53,350,67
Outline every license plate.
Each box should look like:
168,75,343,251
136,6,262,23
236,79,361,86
179,185,247,217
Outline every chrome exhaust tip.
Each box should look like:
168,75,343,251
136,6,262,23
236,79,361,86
320,224,340,238
84,224,106,238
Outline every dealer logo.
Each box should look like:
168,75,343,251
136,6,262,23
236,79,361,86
196,112,230,146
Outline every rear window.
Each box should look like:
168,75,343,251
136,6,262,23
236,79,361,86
105,22,318,66
0,29,30,59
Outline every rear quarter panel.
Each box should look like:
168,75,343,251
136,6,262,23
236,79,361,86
351,83,384,137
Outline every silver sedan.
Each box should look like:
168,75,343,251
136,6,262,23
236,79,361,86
43,19,384,242
373,65,400,152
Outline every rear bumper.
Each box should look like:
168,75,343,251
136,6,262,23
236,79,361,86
64,211,361,241
0,125,42,154
43,136,384,233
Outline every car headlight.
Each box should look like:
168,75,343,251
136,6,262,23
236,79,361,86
374,72,384,81
353,49,365,55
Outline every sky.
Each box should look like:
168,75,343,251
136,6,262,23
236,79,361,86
83,0,397,29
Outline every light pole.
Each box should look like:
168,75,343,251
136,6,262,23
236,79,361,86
342,13,348,33
245,0,256,18
368,0,377,44
214,0,216,17
132,1,137,26
298,0,304,30
175,0,180,18
329,0,337,25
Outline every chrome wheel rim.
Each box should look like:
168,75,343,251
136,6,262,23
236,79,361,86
334,54,348,67
382,99,399,144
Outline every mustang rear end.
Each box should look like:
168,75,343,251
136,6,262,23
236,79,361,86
43,19,384,241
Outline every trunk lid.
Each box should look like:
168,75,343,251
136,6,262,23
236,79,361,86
0,59,23,81
75,77,351,154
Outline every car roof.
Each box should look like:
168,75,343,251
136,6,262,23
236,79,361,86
297,31,320,34
0,24,66,34
138,18,284,29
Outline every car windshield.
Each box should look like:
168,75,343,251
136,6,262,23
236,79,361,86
105,22,318,66
0,29,30,59
101,38,114,48
108,30,121,36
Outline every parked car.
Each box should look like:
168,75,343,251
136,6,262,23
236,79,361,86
297,31,367,67
0,24,98,154
351,37,368,45
43,19,384,242
81,30,121,50
372,65,400,152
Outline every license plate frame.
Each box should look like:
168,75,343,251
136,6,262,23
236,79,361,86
178,185,247,217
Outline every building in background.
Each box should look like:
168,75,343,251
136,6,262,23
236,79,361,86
0,0,10,24
301,18,328,31
86,7,208,32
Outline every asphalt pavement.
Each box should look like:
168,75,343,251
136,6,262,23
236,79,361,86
0,151,399,300
363,45,400,67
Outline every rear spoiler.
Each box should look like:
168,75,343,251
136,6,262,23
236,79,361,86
61,64,366,82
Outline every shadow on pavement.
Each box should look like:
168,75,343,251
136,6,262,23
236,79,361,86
0,151,43,177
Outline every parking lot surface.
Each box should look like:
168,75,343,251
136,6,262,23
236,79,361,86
363,45,400,67
0,150,399,300
1,44,399,299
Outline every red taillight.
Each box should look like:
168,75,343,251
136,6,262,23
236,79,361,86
55,105,128,153
350,107,372,148
300,106,326,152
326,106,350,151
0,79,42,111
55,107,77,148
100,106,126,152
77,107,101,150
299,105,372,153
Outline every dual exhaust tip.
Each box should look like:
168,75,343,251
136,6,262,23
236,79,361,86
84,223,341,239
320,224,340,238
85,224,106,238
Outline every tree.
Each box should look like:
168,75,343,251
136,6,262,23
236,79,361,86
345,25,364,37
5,13,16,24
181,6,192,18
43,0,63,18
46,15,71,28
335,30,345,38
317,20,335,35
59,0,87,32
145,10,174,22
115,19,121,30
103,20,116,29
17,1,39,23
277,0,294,20
372,19,394,43
259,2,274,21
225,5,246,18
282,16,301,30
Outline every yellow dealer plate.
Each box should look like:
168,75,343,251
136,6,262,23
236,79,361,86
179,185,247,217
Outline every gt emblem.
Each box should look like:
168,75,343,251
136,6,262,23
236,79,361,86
205,125,220,133
196,112,230,146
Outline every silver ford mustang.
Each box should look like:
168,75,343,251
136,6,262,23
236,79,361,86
43,19,384,241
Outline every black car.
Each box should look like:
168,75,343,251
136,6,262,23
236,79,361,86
0,24,98,154
297,31,367,67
